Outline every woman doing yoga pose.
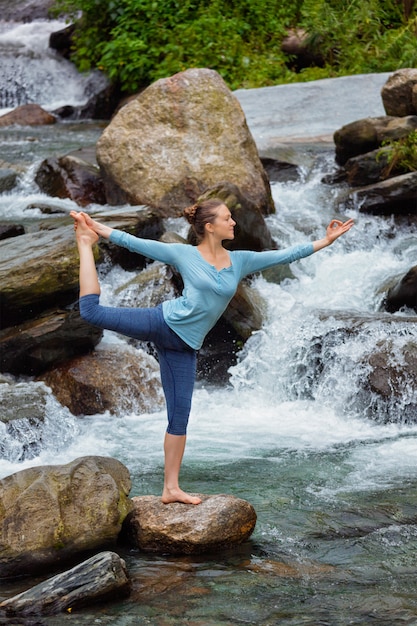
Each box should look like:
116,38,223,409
70,200,354,505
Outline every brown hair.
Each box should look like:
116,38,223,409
183,198,225,242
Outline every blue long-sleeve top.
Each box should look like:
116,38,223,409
109,229,314,350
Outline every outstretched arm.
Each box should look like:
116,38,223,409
312,219,354,252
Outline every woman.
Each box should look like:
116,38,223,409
70,200,353,505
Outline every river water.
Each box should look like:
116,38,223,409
1,14,417,626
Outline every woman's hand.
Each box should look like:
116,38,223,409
70,211,113,239
325,218,355,244
313,218,354,252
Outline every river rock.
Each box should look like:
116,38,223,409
96,68,274,215
122,494,257,554
343,146,392,186
0,456,133,579
0,168,18,193
0,381,54,462
39,346,164,416
381,68,417,117
0,308,102,376
0,103,56,127
35,155,106,207
384,265,417,314
346,171,417,216
0,224,92,329
0,223,24,240
0,551,130,616
333,115,417,165
367,339,417,422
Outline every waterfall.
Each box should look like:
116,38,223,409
0,19,108,114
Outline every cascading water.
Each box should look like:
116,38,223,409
0,18,108,114
1,11,417,624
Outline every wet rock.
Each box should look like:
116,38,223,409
93,207,165,271
367,339,417,410
348,171,417,216
0,456,133,579
0,168,18,193
0,381,57,462
49,23,76,60
0,551,130,616
343,147,392,186
0,104,56,127
122,494,257,554
261,157,300,183
0,309,102,376
35,155,106,207
381,68,417,117
384,265,417,313
39,346,164,416
333,115,417,165
0,223,24,241
0,225,87,329
96,68,274,215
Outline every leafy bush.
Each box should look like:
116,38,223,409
51,0,417,92
378,131,417,178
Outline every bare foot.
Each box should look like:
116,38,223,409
70,210,99,245
161,487,202,505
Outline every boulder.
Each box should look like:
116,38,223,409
39,346,164,416
0,551,130,616
0,225,91,329
0,104,56,127
122,494,257,554
0,456,133,578
0,308,102,376
333,115,417,165
96,68,274,215
384,265,417,313
381,68,417,117
35,155,106,207
343,147,392,186
346,171,417,216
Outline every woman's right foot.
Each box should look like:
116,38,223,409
70,211,99,245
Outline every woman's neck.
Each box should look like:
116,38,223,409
197,238,230,270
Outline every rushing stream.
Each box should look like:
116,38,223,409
1,11,417,626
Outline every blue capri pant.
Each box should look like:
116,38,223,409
79,294,197,436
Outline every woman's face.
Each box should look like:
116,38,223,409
209,204,236,240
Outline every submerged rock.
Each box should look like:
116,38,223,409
0,551,130,616
0,104,56,127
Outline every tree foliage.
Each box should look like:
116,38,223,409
51,0,417,93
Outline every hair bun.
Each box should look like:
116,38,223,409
184,203,198,224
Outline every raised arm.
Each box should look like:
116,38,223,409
312,219,354,252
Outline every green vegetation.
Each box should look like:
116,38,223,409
379,130,417,176
51,0,417,93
